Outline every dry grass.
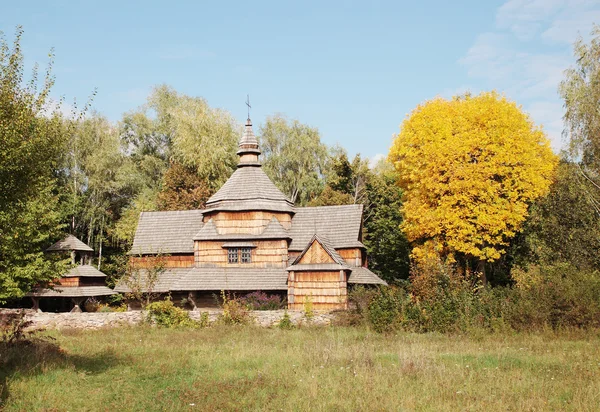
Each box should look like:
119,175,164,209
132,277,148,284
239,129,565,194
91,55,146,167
1,326,599,411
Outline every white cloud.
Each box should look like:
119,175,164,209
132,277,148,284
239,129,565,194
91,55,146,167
41,98,87,120
368,153,385,169
460,0,600,151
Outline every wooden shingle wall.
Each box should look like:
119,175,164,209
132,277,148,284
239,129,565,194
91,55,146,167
297,241,335,265
337,248,363,267
287,270,348,311
203,211,292,234
195,240,288,268
130,255,195,269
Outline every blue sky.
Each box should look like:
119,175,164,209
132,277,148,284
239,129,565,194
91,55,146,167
2,0,599,161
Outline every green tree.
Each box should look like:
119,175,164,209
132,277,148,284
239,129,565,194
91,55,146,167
516,160,600,270
310,150,410,282
259,114,329,205
0,28,70,301
560,25,600,176
156,162,212,210
363,161,410,282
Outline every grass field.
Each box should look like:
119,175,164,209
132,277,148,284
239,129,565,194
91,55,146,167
1,326,599,411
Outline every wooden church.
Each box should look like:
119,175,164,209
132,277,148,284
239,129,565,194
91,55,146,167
115,117,385,310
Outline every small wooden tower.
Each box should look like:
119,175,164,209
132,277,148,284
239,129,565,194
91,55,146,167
27,235,116,312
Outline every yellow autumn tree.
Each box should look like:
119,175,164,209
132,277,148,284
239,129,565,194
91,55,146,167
389,92,557,278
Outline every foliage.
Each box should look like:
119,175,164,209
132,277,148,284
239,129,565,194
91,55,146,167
259,114,329,205
0,311,35,346
303,295,315,320
0,27,72,301
363,161,410,282
389,92,558,273
110,187,157,247
218,291,251,325
560,25,600,174
145,298,198,328
359,261,600,334
277,311,295,330
367,287,404,333
310,151,410,282
516,160,600,269
156,162,212,210
240,291,285,310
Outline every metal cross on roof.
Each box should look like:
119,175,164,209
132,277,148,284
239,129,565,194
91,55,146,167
246,94,251,119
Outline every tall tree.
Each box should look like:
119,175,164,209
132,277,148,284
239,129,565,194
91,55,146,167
515,160,600,270
560,25,600,212
156,162,212,210
389,92,557,281
259,114,329,205
0,27,70,301
310,150,410,282
363,160,410,282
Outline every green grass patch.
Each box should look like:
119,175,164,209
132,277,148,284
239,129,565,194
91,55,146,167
1,326,599,411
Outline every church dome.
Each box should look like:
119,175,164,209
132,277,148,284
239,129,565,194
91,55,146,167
204,116,294,213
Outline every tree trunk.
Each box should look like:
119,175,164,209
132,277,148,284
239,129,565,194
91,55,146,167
475,259,487,286
97,216,104,270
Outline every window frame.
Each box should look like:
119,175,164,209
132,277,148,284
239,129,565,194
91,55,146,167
240,247,252,263
227,247,239,264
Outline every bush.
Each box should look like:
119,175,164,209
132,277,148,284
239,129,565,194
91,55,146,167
218,292,252,325
278,311,295,330
241,291,285,310
357,263,600,334
1,311,35,345
145,299,198,328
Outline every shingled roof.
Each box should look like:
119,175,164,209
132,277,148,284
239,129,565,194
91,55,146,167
348,267,387,285
114,267,191,293
288,205,365,250
237,118,260,155
63,265,107,278
46,235,94,252
205,167,294,213
26,286,116,297
288,234,349,271
171,267,288,291
130,210,204,254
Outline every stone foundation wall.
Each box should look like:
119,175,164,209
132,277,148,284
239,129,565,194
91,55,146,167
0,309,335,330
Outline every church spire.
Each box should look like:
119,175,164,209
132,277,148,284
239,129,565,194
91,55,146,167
237,97,261,167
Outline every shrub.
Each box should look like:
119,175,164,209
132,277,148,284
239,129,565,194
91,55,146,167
218,291,252,325
145,298,197,328
367,287,405,333
357,263,600,334
278,311,295,330
1,311,35,345
241,291,285,310
303,295,314,321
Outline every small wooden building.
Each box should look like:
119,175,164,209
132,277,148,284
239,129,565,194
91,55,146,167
27,235,116,312
116,117,385,310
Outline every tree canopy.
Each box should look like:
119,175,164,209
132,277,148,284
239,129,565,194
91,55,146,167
0,28,70,301
389,92,557,273
259,115,329,205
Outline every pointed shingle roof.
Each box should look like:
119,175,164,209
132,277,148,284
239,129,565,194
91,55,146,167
46,235,94,252
205,167,294,213
287,234,349,271
237,118,260,154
